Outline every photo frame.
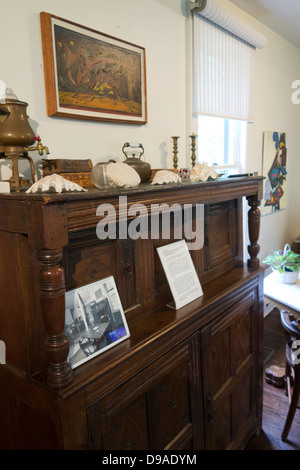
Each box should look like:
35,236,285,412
64,276,130,369
40,12,147,124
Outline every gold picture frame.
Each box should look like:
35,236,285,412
40,12,147,124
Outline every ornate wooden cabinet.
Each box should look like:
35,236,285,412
0,177,264,450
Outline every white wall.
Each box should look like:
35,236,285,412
1,0,300,260
0,0,187,174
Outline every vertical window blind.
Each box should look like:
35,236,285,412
192,0,266,122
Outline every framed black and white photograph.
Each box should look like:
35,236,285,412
65,276,130,369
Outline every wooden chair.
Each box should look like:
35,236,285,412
280,309,300,441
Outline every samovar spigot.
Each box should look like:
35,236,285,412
25,136,49,156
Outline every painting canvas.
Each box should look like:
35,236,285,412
262,131,287,215
65,276,130,369
40,12,147,124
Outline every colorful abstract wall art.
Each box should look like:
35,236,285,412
262,131,287,215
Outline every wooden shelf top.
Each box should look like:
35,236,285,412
0,176,264,204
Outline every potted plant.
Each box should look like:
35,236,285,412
263,244,300,284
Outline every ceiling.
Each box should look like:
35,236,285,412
228,0,300,49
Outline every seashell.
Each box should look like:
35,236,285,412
190,162,219,182
151,170,181,185
106,162,141,188
26,173,87,193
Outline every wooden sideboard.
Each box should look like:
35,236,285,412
0,176,264,450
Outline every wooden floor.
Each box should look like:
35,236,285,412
245,307,300,450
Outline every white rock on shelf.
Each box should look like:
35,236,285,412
151,170,181,185
26,173,87,193
106,162,141,188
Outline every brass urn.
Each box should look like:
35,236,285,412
122,142,151,183
0,89,36,155
0,89,37,191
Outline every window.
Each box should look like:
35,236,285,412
197,115,247,173
191,0,265,174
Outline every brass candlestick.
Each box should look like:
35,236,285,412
171,136,179,169
190,134,197,167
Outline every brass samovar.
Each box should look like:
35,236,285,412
0,89,49,191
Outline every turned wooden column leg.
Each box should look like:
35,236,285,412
247,195,261,269
38,248,73,389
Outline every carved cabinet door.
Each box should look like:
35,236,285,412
87,333,203,450
201,292,259,450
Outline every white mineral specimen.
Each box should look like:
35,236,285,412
26,173,87,193
151,170,181,185
190,163,219,182
106,162,141,188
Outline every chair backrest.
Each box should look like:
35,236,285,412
280,309,300,366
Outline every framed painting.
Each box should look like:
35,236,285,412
40,12,147,124
262,131,287,215
64,276,130,369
